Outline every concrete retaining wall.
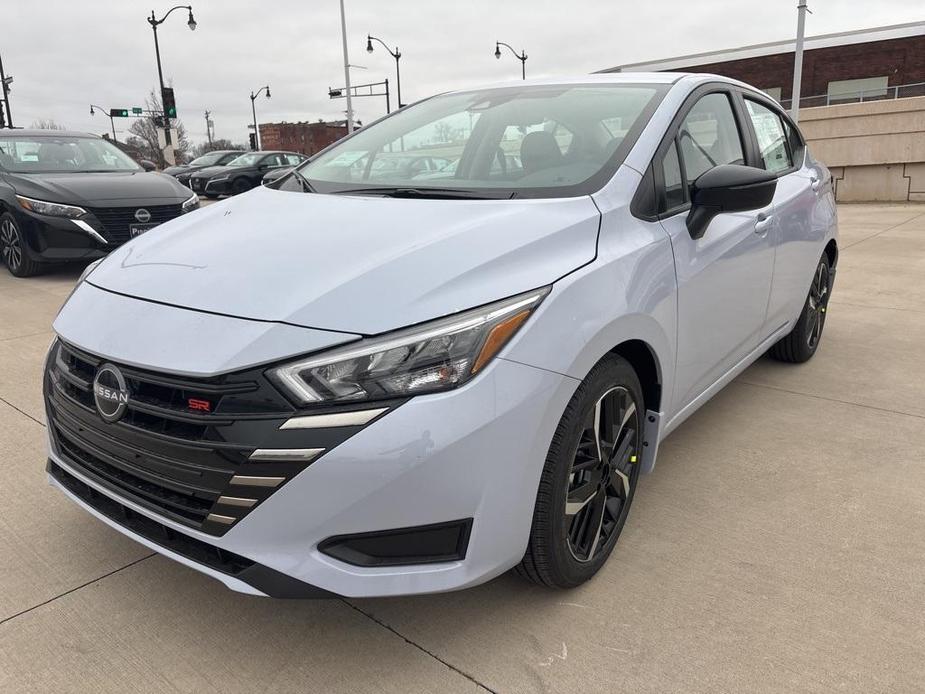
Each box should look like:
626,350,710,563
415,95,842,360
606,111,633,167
800,96,925,201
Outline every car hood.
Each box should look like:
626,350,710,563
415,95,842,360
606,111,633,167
86,185,601,335
8,171,190,206
161,165,190,175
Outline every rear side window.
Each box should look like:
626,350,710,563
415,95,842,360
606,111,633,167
745,99,792,173
677,93,745,183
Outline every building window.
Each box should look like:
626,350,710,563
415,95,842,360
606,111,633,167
826,77,889,104
763,87,782,103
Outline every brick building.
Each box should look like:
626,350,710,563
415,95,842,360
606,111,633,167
601,21,925,109
257,120,348,156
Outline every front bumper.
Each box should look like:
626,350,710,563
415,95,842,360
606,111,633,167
46,348,578,597
13,207,108,263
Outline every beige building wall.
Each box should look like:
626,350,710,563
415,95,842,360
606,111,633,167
799,96,925,202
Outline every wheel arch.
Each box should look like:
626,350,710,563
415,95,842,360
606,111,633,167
824,238,838,269
609,339,662,415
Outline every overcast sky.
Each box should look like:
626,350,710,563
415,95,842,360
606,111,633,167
2,0,922,145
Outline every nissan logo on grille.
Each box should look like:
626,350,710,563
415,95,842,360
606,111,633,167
93,364,130,423
134,208,152,223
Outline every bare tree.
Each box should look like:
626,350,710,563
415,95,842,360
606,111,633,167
191,138,245,158
128,88,191,166
30,118,67,130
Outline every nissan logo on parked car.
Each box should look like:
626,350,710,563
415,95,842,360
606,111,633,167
134,208,152,223
93,364,130,423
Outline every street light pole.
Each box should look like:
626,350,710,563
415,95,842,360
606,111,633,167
366,35,402,108
495,41,527,80
338,0,354,133
204,109,212,144
90,105,117,142
146,5,197,163
250,86,270,150
0,52,13,128
791,0,810,123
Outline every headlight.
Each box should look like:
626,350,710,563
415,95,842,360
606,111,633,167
16,195,87,219
269,288,549,404
181,191,199,212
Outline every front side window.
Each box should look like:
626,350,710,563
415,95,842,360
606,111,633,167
661,141,685,210
745,99,792,174
295,83,666,198
677,92,744,184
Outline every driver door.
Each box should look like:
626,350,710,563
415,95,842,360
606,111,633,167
656,88,776,414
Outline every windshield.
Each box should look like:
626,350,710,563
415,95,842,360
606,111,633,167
226,153,263,167
0,135,141,173
296,83,666,198
190,151,235,167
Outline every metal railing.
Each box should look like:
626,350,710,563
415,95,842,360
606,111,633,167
779,82,925,110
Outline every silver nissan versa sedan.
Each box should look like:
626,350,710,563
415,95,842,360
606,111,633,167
44,73,837,598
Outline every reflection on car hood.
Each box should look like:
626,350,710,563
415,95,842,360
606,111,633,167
86,185,601,334
8,171,190,206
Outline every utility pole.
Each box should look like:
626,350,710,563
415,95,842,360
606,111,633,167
0,51,13,128
204,109,212,144
339,0,354,133
791,1,810,123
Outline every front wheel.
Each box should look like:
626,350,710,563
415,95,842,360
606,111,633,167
1,213,42,277
770,254,831,363
517,355,644,588
231,178,252,195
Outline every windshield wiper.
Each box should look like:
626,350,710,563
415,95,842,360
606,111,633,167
330,186,511,200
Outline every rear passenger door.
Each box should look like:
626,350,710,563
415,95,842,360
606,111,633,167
739,94,821,330
654,87,777,413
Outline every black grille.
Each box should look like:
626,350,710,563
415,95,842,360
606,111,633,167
45,340,385,536
85,204,183,244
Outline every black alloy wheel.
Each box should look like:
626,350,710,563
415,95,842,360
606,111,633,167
231,178,252,195
518,355,644,588
565,385,641,563
770,253,832,363
0,213,40,277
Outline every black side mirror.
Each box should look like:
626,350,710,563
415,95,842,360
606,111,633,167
139,159,157,172
686,164,777,240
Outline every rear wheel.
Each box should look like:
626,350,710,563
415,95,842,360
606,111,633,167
770,254,831,363
1,213,42,277
517,355,643,588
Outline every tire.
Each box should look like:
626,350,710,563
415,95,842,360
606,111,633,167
231,178,252,195
770,254,831,363
1,213,42,277
517,355,644,588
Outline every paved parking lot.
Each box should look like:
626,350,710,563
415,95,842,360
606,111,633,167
1,203,924,693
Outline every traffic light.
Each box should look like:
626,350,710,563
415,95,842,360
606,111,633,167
161,87,177,119
249,132,257,150
109,108,129,118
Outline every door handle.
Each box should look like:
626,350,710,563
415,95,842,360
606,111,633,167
810,176,822,192
754,214,773,235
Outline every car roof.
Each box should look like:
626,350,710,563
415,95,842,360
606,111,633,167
0,129,102,139
442,72,752,96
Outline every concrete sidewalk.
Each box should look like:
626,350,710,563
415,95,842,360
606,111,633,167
1,204,924,693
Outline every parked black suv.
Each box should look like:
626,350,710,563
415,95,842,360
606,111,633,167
0,130,198,277
189,150,305,197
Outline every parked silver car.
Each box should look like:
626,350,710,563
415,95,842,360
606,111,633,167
45,73,837,598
